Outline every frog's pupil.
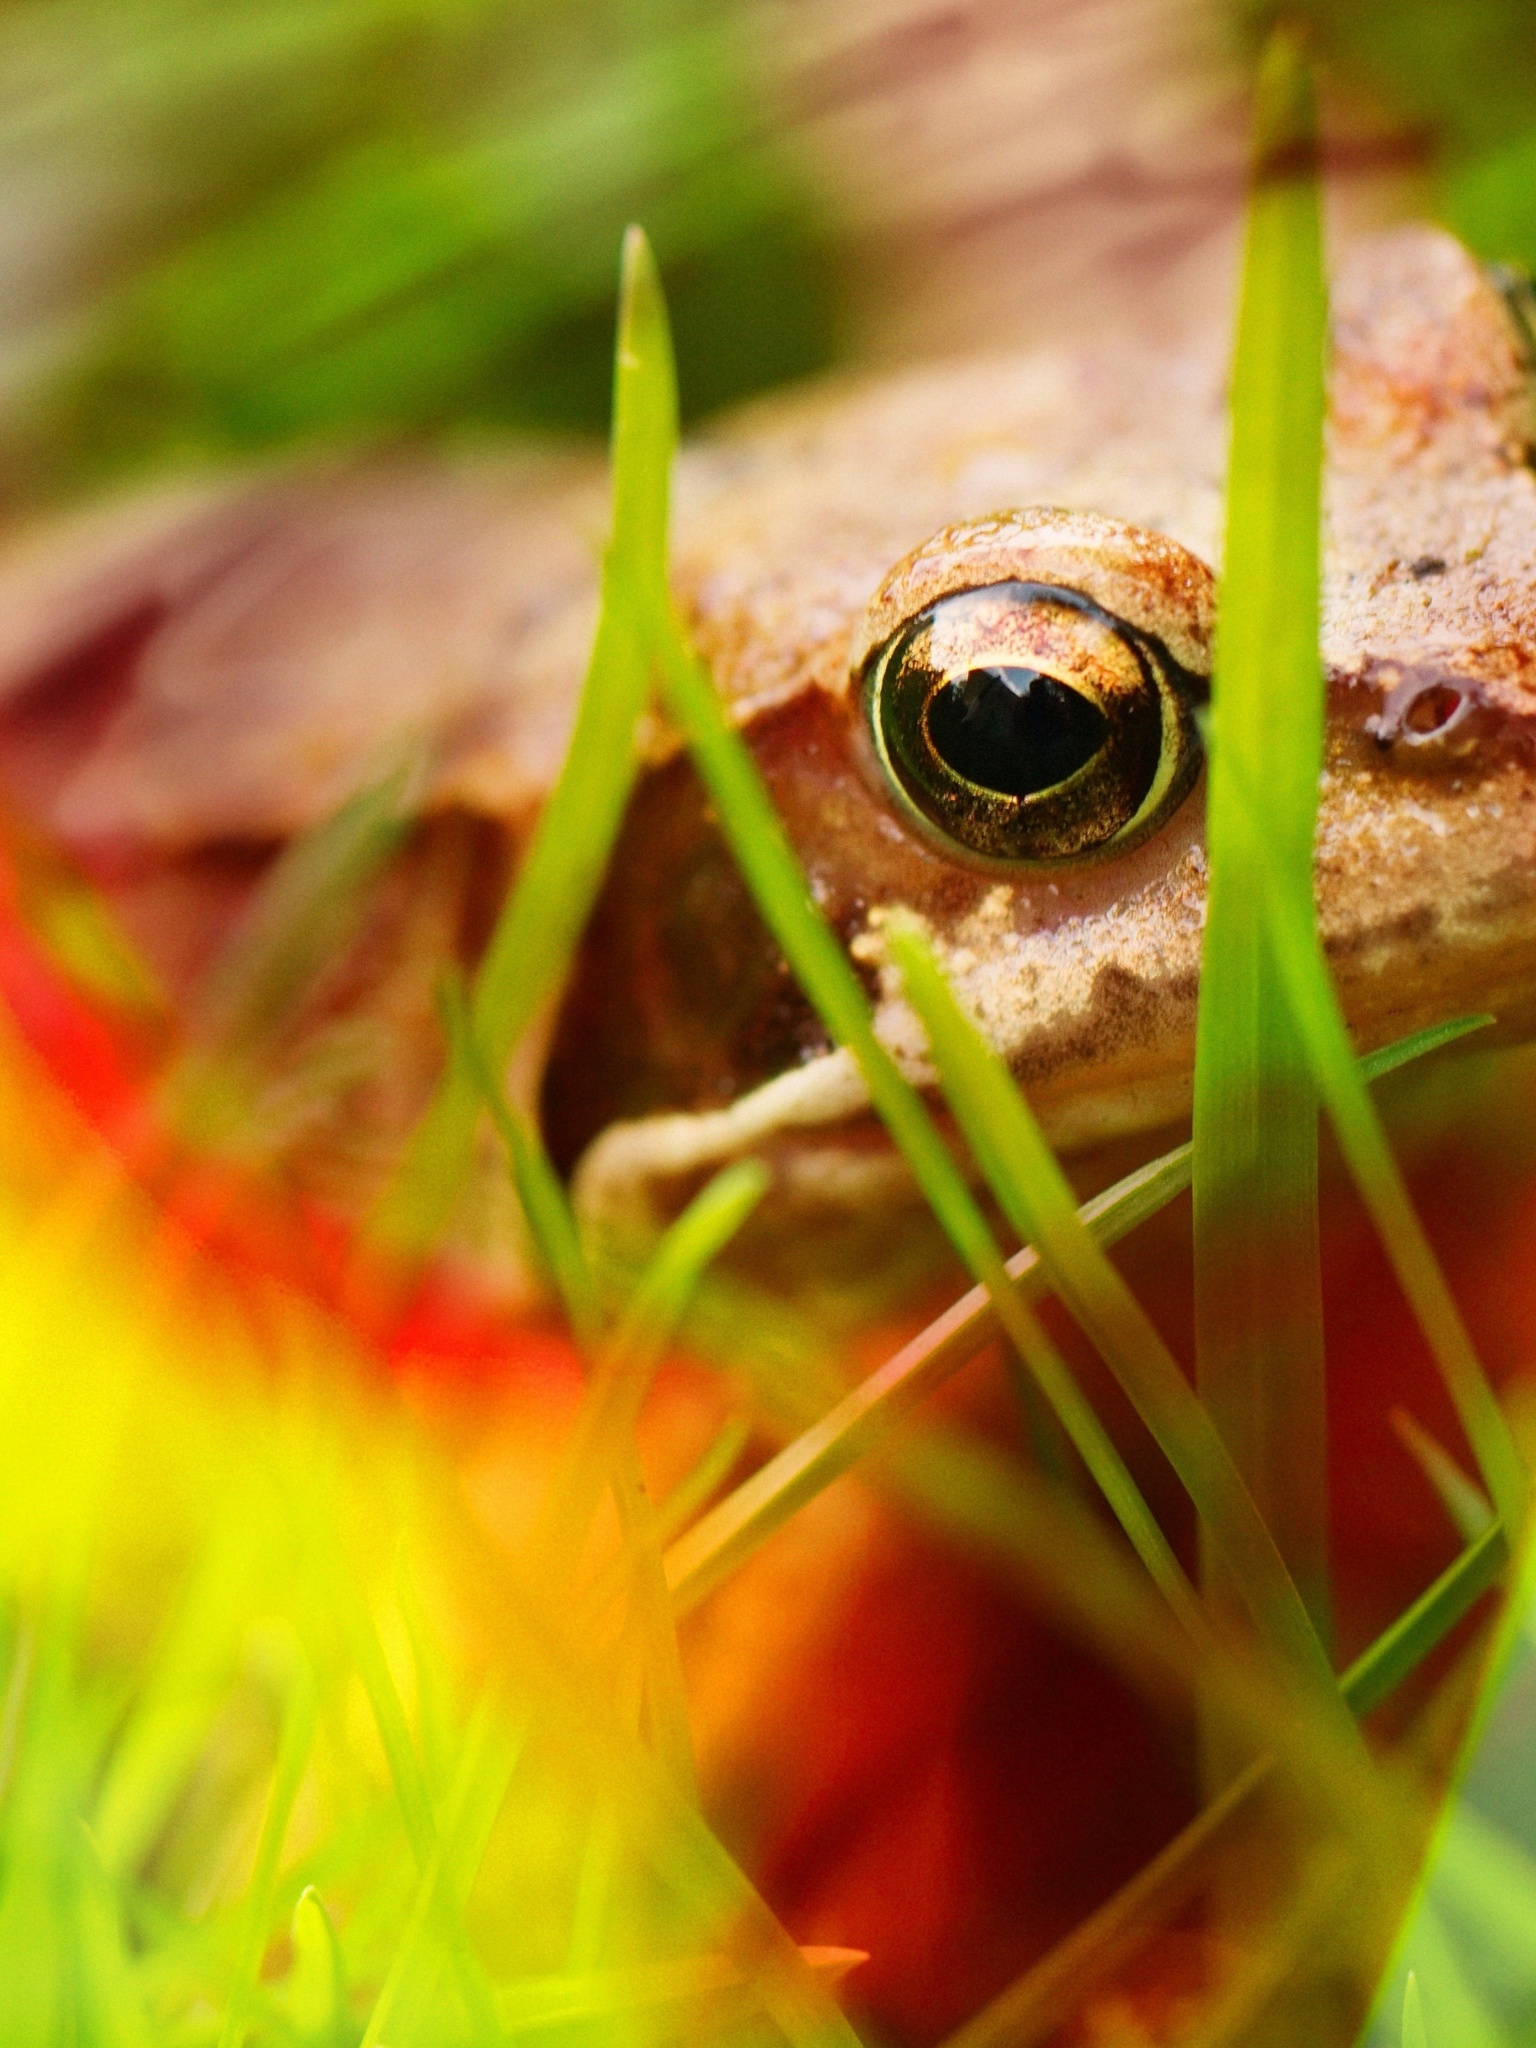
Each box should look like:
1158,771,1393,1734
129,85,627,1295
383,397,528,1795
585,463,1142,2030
926,666,1109,797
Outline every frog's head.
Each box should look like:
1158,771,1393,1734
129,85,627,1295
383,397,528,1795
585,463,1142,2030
0,223,1530,1285
551,225,1536,1251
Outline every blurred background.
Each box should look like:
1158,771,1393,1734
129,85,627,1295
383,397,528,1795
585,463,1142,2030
0,0,1532,504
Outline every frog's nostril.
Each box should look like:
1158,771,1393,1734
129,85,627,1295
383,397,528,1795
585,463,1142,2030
1402,682,1467,738
1364,665,1476,749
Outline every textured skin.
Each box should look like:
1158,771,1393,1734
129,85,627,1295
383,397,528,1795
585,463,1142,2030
0,224,1533,1243
570,225,1536,1229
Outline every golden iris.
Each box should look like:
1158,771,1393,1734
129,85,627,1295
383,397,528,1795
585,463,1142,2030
864,579,1206,864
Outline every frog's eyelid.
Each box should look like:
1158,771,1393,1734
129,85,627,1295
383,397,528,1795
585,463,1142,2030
851,510,1216,688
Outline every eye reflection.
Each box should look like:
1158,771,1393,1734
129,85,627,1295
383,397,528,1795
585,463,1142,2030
864,579,1205,865
926,666,1110,797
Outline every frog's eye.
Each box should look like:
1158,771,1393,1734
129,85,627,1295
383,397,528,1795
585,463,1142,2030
858,515,1212,865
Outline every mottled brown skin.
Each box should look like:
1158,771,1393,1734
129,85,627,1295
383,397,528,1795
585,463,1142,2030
560,224,1536,1238
0,224,1532,1261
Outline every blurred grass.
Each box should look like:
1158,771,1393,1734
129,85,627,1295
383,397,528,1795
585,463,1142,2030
439,969,602,1344
660,1014,1491,1626
0,0,833,496
169,763,416,1163
1202,19,1523,1547
1361,1524,1536,2047
0,1015,858,2046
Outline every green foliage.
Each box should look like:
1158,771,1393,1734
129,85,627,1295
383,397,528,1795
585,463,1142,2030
1392,1411,1498,1547
439,969,601,1343
1203,26,1523,1549
6,0,832,492
1339,1523,1508,1720
661,1016,1492,1628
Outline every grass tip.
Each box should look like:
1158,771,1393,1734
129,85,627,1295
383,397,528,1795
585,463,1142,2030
1252,21,1318,180
1402,1969,1427,2048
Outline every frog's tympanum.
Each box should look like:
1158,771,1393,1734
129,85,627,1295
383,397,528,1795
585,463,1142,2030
0,226,1533,1278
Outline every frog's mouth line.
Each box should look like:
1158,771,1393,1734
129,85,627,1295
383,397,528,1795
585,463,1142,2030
567,1042,1203,1256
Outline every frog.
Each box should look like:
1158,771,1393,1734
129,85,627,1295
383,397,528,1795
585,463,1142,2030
0,222,1532,1284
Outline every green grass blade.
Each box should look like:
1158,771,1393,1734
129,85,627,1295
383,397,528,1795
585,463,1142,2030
654,1418,752,1547
606,1161,770,1373
374,222,676,1256
193,764,415,1057
287,1886,346,2046
1403,1970,1428,2048
440,960,699,1788
1192,26,1331,1642
1340,1522,1508,1720
615,1439,699,1802
1193,30,1525,1542
664,1154,1190,1620
651,610,1202,1634
438,972,602,1348
171,762,414,1149
887,917,1341,1710
90,1514,256,1877
1257,864,1527,1532
17,855,166,1022
357,1695,504,2048
1392,1410,1496,1545
1358,1018,1493,1083
217,1658,317,2048
582,1416,751,1632
940,1516,1509,2048
664,1019,1491,1619
336,1590,435,1871
535,1160,768,1573
326,1552,504,2039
